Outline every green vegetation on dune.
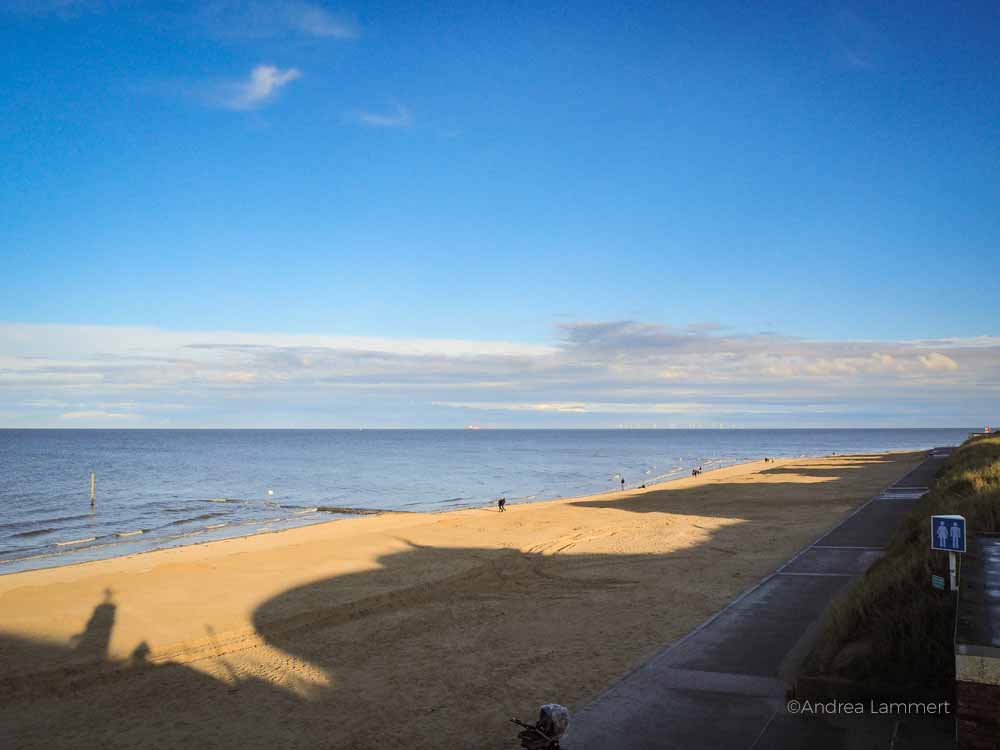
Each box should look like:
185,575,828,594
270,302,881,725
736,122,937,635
806,434,1000,692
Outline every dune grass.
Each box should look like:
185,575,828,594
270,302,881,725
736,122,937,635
805,434,1000,691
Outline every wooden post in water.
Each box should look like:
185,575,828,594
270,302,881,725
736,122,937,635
90,472,95,508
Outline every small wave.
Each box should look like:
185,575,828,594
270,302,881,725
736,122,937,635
1,550,66,565
12,528,57,538
162,512,227,528
0,513,93,532
648,474,680,484
2,536,139,566
1,505,362,572
159,528,214,543
55,536,97,547
2,519,287,570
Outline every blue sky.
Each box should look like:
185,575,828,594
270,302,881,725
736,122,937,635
2,1,998,427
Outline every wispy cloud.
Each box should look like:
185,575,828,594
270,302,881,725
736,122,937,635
432,402,713,415
3,0,102,18
1,321,997,427
60,410,139,421
350,104,413,129
8,1,361,41
284,2,358,38
194,1,359,41
219,64,301,110
830,9,883,70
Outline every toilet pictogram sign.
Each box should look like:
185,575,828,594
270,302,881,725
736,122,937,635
930,514,966,592
931,515,966,553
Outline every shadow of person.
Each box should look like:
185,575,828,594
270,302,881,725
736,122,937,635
129,640,151,668
69,588,116,661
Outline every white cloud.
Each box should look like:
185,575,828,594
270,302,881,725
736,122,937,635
60,410,139,421
918,352,959,372
20,398,70,408
1,321,997,427
285,2,357,38
351,104,413,129
222,64,301,110
194,1,359,41
433,402,711,415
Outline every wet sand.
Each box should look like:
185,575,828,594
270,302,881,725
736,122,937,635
0,451,922,749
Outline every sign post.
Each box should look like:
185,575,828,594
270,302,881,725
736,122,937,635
931,514,966,591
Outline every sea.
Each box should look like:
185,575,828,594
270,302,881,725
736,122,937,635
0,428,970,574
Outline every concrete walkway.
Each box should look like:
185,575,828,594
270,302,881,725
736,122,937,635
565,450,956,750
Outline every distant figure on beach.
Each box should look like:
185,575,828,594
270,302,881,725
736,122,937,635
620,476,625,491
498,496,506,513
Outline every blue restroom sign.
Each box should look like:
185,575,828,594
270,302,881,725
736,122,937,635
931,515,966,553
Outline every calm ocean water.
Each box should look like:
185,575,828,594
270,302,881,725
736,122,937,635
0,428,969,573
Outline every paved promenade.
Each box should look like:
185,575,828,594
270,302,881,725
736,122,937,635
565,450,956,750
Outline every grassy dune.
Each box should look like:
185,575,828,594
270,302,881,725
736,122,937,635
807,434,1000,692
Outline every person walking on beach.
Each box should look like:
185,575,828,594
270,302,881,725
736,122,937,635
498,496,506,513
620,476,625,491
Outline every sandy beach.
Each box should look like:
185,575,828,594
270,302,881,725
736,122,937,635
0,451,922,749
